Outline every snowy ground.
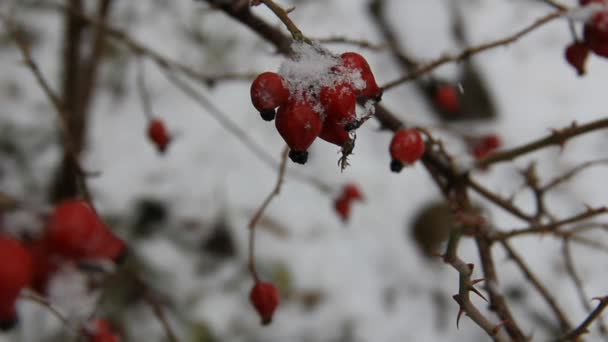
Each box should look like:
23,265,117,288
1,0,608,341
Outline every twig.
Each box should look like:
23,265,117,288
557,296,608,341
540,159,608,192
443,229,507,341
477,118,608,168
20,291,72,328
500,241,572,333
135,56,154,120
382,10,566,90
258,0,309,43
2,11,92,203
248,147,289,281
312,36,384,50
562,239,608,337
492,207,608,240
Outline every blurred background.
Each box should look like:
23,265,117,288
1,0,608,341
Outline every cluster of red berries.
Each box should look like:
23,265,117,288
250,51,382,164
334,183,364,222
389,128,426,172
0,199,126,330
471,134,501,160
249,280,280,325
147,118,171,153
565,0,608,75
433,83,460,113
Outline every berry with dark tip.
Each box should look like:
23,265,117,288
251,72,290,121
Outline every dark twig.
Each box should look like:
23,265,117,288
248,147,289,281
557,296,608,341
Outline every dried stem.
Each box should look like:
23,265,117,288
382,9,566,91
492,207,608,240
557,296,608,341
562,239,608,336
248,147,289,281
500,241,572,333
477,119,608,168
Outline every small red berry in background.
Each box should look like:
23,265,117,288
565,42,590,75
46,199,126,263
147,119,171,153
249,281,280,325
334,197,352,222
472,134,502,159
339,52,383,101
333,183,364,222
251,72,290,121
433,84,460,113
342,183,364,202
0,235,34,331
389,129,426,173
88,319,120,342
579,0,606,6
275,99,323,164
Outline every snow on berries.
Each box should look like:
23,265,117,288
249,281,280,325
147,118,171,153
0,235,34,330
250,42,381,165
389,128,426,173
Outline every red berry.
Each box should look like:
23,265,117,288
89,319,120,342
25,237,58,294
342,183,364,202
584,10,608,58
46,199,126,262
433,84,460,113
389,129,425,172
251,72,290,121
334,197,351,222
275,100,323,164
0,235,34,329
472,134,501,159
249,281,280,325
339,52,382,100
147,119,171,153
319,83,357,146
565,42,590,75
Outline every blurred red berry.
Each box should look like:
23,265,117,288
249,281,280,325
334,197,352,222
389,129,425,172
46,199,126,262
89,319,120,342
565,42,590,75
472,134,502,159
342,183,364,202
433,84,460,113
147,119,171,153
250,72,290,121
0,235,34,330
